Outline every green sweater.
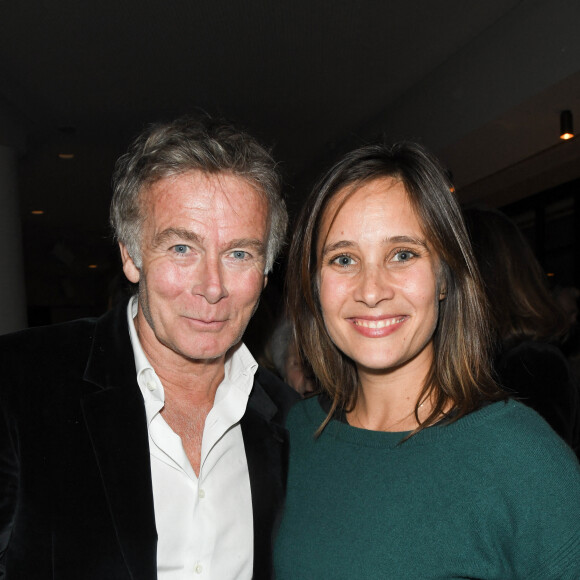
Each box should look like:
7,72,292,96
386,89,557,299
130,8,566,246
274,398,580,579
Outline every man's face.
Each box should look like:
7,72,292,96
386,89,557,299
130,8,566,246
121,170,269,366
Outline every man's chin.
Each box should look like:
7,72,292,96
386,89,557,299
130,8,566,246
173,339,241,365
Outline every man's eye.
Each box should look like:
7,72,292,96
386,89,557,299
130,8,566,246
232,250,248,260
173,245,188,254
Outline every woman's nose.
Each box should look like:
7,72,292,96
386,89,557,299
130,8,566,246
353,265,395,307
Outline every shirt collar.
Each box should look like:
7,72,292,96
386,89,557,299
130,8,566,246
127,296,154,377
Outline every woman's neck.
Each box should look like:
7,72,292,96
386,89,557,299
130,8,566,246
348,355,433,432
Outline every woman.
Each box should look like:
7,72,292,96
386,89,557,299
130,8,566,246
274,142,580,579
463,207,580,455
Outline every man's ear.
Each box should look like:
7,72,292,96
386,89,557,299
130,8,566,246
119,243,140,284
263,275,268,290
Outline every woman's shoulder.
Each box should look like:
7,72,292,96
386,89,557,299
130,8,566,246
484,399,571,440
457,399,566,441
451,400,579,480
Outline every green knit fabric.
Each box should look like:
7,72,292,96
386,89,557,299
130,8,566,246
274,398,580,579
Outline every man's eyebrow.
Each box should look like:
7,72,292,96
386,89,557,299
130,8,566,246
152,230,266,256
225,238,266,255
152,228,202,248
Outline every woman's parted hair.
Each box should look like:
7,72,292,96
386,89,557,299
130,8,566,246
286,141,506,434
110,115,287,273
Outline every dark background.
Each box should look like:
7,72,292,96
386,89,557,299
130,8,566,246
0,0,578,327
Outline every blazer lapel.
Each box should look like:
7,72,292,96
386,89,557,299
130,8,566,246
241,380,290,580
81,302,158,580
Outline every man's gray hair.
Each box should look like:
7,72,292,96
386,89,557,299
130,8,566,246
110,115,287,273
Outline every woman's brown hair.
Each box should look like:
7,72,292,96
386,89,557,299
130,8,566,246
286,142,507,435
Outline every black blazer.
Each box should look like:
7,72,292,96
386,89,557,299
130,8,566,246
0,300,298,579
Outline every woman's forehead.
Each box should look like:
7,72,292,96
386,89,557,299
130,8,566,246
316,177,423,249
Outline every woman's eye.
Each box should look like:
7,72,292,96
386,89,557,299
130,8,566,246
173,245,188,254
332,255,355,267
392,250,415,262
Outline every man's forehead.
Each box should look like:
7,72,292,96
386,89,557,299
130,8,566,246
140,171,270,248
142,170,266,207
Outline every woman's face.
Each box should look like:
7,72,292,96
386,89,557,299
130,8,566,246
317,177,443,379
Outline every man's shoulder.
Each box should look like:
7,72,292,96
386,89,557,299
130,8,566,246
0,317,102,409
0,299,130,359
0,316,98,361
0,302,136,412
0,301,131,386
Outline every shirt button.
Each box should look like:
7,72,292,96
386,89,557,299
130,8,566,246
146,381,156,391
198,489,205,499
195,564,203,574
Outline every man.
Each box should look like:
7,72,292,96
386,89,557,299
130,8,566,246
0,116,299,579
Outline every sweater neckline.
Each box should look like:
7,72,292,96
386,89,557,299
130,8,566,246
310,395,513,449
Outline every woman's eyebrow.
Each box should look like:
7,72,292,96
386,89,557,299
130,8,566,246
323,236,427,257
321,240,356,257
387,235,428,248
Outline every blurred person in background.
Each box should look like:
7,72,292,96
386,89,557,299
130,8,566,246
463,207,580,457
269,318,316,397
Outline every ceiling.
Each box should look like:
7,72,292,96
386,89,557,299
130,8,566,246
1,0,579,316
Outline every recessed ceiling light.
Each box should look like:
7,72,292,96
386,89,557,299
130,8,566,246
58,153,75,160
31,210,44,215
560,110,574,140
88,264,98,269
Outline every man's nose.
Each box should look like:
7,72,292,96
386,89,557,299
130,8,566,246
193,256,228,304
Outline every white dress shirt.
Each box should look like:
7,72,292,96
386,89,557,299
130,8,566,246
127,296,255,579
